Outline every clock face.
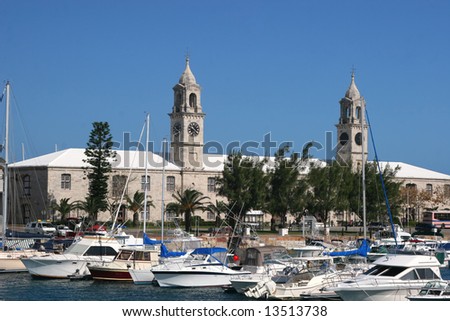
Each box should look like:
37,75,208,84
187,122,200,136
172,123,181,137
355,132,362,146
339,132,349,146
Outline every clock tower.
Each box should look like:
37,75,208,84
336,72,368,171
169,57,205,168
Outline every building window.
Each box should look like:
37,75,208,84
141,175,150,191
112,175,127,197
406,183,417,191
356,106,361,120
189,93,197,108
61,174,71,190
23,175,31,196
426,184,433,196
23,204,31,222
207,177,216,193
166,211,178,221
166,176,175,192
207,211,215,221
444,185,450,198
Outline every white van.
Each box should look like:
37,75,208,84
24,221,56,235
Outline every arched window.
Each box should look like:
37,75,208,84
189,93,197,109
141,175,151,191
356,106,361,120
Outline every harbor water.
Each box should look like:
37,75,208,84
1,268,449,301
0,273,244,301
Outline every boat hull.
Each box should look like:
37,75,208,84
153,268,250,288
89,266,132,281
21,256,113,278
333,284,426,301
129,268,155,285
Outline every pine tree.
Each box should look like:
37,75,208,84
83,121,116,221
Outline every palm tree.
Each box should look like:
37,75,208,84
74,196,104,223
51,198,77,222
205,200,227,228
166,189,210,232
126,190,155,226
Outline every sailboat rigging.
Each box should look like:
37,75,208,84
1,81,10,247
365,109,398,246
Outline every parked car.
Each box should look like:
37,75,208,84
55,225,74,237
414,223,441,234
368,222,386,232
24,221,56,235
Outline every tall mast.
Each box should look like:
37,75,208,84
143,113,150,235
361,100,367,241
161,138,167,243
2,81,10,242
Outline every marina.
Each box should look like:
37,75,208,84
1,3,450,307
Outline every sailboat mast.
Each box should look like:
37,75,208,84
161,138,166,243
2,81,10,241
361,101,367,241
143,113,150,235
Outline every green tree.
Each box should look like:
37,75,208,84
364,162,402,223
305,161,348,231
217,152,267,230
205,200,228,228
51,198,77,222
83,121,116,221
166,189,210,232
266,146,306,230
74,196,105,224
126,190,155,226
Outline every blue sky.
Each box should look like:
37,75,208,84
0,0,449,174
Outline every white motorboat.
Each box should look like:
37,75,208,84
151,247,251,288
324,254,444,301
244,257,345,300
229,246,293,293
406,280,450,301
20,235,130,278
88,245,159,281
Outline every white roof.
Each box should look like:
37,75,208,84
10,148,181,171
378,161,450,180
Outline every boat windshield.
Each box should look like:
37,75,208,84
83,246,118,256
363,264,407,277
400,268,440,280
117,249,133,260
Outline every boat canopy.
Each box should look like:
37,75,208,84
191,247,227,255
327,239,370,257
160,243,186,258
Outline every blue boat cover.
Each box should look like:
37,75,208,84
327,239,370,257
143,233,162,245
160,243,186,258
190,247,227,255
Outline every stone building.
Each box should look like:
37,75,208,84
3,60,450,227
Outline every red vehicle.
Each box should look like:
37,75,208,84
85,224,107,235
